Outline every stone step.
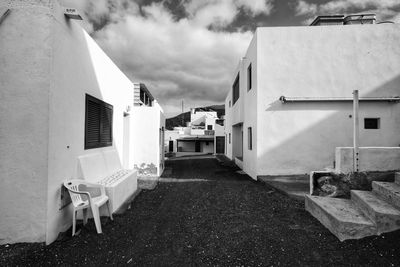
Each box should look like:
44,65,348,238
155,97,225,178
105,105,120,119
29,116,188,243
259,175,309,201
351,190,400,234
305,195,376,241
395,172,400,185
372,181,400,209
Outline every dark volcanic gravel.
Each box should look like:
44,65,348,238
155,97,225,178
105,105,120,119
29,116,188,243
1,157,400,266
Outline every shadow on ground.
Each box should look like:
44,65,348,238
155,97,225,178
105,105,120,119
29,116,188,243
1,157,400,266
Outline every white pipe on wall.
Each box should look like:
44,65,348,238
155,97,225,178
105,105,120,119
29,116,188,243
279,96,400,103
353,90,360,173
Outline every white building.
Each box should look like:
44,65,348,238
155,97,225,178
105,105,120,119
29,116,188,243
0,0,164,245
224,18,400,180
130,83,166,176
165,108,225,156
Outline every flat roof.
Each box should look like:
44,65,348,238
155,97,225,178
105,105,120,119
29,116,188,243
177,136,214,141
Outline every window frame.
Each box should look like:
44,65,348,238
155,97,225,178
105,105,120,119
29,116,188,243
247,63,252,91
364,118,380,129
232,73,240,105
248,127,252,150
85,94,113,150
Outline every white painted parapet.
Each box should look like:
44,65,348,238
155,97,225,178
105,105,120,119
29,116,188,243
335,147,400,173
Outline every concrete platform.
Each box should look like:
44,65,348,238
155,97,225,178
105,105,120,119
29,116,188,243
372,181,400,209
351,190,400,234
258,175,309,201
305,195,377,241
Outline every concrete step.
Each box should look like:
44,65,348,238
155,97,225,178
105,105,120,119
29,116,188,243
305,195,376,241
351,190,400,234
372,181,400,209
395,172,400,185
259,175,309,201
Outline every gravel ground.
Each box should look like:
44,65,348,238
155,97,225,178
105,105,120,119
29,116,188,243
1,157,400,266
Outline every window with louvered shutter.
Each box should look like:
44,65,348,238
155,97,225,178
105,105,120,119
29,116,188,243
85,94,113,149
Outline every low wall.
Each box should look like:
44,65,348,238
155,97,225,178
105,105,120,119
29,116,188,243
335,147,400,173
235,157,243,170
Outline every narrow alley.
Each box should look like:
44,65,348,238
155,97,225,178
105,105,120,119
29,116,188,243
2,156,400,266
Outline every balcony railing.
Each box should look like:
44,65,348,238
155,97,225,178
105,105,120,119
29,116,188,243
204,130,215,136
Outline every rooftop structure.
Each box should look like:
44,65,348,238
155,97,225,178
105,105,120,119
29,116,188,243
133,83,154,107
310,14,376,26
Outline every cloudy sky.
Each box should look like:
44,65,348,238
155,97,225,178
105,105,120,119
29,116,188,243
60,0,400,117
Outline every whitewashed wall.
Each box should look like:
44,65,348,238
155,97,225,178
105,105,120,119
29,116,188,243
242,33,258,179
224,91,233,160
201,142,214,153
48,1,134,245
256,24,400,175
1,0,135,244
224,34,258,179
0,0,52,244
130,102,165,176
335,147,400,173
165,130,180,153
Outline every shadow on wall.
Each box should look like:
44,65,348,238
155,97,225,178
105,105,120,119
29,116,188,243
54,26,107,213
47,14,131,245
134,163,157,176
258,74,400,175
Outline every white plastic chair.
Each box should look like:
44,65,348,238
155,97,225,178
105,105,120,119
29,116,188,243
63,180,113,236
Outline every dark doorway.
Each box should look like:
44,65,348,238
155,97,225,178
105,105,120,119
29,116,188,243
195,141,201,152
169,140,173,152
216,136,225,154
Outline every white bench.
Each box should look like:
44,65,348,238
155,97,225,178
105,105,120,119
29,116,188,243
78,150,138,214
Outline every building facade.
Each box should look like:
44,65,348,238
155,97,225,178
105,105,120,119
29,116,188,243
0,0,164,245
165,108,225,156
130,83,166,177
224,20,400,179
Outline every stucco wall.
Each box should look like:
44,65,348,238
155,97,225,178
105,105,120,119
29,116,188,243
179,141,196,152
256,24,400,175
224,34,258,179
201,141,214,153
46,1,135,244
0,1,52,244
242,33,258,179
191,111,217,124
231,67,244,126
205,116,217,130
130,103,165,176
336,147,400,173
191,129,205,135
165,130,180,153
224,91,233,159
0,0,138,245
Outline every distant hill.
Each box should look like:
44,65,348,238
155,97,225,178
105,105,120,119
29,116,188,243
166,104,225,130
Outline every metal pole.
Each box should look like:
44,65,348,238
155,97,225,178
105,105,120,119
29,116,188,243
181,100,184,127
353,90,359,172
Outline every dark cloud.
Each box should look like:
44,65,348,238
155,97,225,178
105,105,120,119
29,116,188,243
61,0,263,117
60,0,400,117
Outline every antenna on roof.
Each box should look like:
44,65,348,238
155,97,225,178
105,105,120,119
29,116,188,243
181,100,184,127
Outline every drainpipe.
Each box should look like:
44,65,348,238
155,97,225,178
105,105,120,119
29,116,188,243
353,90,359,173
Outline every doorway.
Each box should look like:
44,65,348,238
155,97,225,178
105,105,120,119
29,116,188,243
195,140,201,152
216,136,225,154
